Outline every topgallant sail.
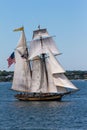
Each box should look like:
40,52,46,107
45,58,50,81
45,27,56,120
11,26,78,101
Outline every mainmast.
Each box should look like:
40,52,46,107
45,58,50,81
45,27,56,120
30,26,60,93
38,26,48,91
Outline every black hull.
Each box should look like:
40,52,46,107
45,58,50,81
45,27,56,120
15,94,62,101
14,92,72,101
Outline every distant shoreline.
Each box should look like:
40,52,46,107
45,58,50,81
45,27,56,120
0,70,87,82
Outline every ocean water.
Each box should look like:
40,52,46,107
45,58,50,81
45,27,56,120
0,80,87,130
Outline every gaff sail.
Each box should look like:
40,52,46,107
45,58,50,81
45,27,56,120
12,31,31,92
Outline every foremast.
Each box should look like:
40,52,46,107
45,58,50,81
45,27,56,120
12,28,31,92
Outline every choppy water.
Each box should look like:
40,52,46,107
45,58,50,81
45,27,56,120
0,80,87,130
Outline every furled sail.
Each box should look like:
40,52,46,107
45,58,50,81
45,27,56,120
12,31,31,92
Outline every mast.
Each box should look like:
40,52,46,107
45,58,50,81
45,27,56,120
12,29,31,92
30,26,50,93
29,28,60,60
29,27,78,94
39,33,48,92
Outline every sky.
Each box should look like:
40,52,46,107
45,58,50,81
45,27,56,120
0,0,87,71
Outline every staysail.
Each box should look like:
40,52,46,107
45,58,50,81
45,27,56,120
47,48,65,74
12,30,31,92
45,51,67,93
45,59,58,93
47,48,78,90
53,73,78,89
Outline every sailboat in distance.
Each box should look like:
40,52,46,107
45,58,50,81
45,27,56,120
11,26,78,101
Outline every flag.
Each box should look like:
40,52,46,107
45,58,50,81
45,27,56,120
13,26,24,32
7,52,15,68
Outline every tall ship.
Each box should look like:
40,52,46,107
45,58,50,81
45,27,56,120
10,26,78,101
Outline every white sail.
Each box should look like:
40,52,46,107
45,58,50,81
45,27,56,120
42,37,60,54
33,28,49,39
30,57,41,92
12,31,31,92
17,30,27,48
40,59,48,93
29,37,60,60
46,59,67,93
57,86,67,93
53,73,78,89
46,48,77,90
31,56,48,93
47,48,65,74
29,39,42,60
46,59,58,93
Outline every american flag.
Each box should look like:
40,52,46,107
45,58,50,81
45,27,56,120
7,52,15,67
